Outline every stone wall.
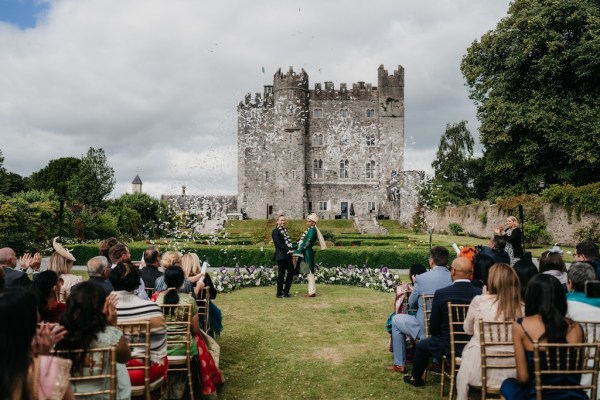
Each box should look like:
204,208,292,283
424,202,600,245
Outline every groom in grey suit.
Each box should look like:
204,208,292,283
388,246,453,372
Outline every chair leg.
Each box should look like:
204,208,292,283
448,363,455,400
187,358,195,400
440,359,446,397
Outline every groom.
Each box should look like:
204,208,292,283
272,212,295,298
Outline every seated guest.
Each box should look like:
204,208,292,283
404,257,482,387
98,237,119,259
539,248,567,291
513,253,538,298
566,262,600,321
1,288,73,399
86,256,113,295
56,282,131,398
388,246,453,373
0,247,32,288
500,274,587,400
472,254,494,288
574,240,600,279
109,243,149,300
31,270,66,323
473,236,511,285
181,253,223,337
154,251,194,294
48,237,82,299
155,266,224,397
141,246,163,289
110,262,168,387
456,263,523,400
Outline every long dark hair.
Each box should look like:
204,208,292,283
31,270,59,314
163,266,185,305
0,289,38,399
56,282,108,373
524,274,569,343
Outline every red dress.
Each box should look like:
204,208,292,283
41,300,66,323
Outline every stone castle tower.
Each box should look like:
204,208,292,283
238,65,404,220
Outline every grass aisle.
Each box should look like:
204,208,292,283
215,284,440,399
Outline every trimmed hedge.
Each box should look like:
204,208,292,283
70,243,432,269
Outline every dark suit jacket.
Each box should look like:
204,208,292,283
141,265,163,289
87,276,114,295
272,227,292,262
429,280,482,339
2,266,31,288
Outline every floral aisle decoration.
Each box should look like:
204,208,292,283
213,265,401,294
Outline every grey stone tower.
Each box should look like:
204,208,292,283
132,174,143,194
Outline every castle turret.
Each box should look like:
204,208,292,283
377,65,405,172
132,174,143,194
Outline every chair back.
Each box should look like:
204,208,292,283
422,294,434,338
196,287,211,332
478,320,516,398
53,346,117,399
447,303,471,359
160,303,193,351
117,320,153,398
533,341,600,400
144,287,154,298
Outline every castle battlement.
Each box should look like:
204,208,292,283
311,80,378,100
378,65,404,88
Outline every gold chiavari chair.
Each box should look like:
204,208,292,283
161,303,195,400
440,303,470,400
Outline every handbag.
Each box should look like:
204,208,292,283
32,355,72,400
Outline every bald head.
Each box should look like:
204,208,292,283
0,248,17,268
450,257,473,280
87,256,109,277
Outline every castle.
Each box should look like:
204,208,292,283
237,65,405,220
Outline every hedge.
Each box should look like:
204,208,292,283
70,243,432,269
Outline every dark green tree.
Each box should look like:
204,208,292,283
68,148,115,208
28,157,81,198
461,0,600,197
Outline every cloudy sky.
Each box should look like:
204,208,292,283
0,0,511,198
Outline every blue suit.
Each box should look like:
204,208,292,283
391,266,452,367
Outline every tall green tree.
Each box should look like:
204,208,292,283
421,121,478,208
461,0,600,197
28,157,81,199
68,148,115,208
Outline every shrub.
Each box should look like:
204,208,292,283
574,222,600,244
479,212,488,227
523,220,551,246
541,183,600,221
448,223,464,236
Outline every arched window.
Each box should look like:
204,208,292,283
366,134,376,146
313,159,323,179
366,160,376,179
287,103,294,114
313,133,324,146
339,160,349,179
366,109,375,118
341,108,349,118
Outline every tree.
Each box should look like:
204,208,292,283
461,0,600,197
68,148,115,208
421,121,478,208
28,157,81,198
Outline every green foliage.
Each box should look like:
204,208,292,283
412,207,426,233
574,222,600,243
28,157,81,198
523,220,552,246
541,183,600,220
479,212,488,227
68,148,115,208
448,223,464,236
0,195,56,253
461,0,600,197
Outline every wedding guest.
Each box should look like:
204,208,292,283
48,237,82,299
456,263,523,400
494,216,524,265
574,239,600,279
513,253,539,298
86,256,113,295
141,246,163,289
566,262,600,322
0,247,32,288
154,251,194,294
108,243,149,300
31,270,66,323
539,249,567,291
98,237,119,259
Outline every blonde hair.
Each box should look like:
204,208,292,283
180,253,201,278
160,251,182,269
487,263,522,320
48,252,73,275
507,216,519,227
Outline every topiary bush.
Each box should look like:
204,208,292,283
448,223,464,236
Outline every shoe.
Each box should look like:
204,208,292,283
428,362,442,373
304,293,316,297
283,293,292,298
276,294,285,298
386,365,405,373
403,376,425,387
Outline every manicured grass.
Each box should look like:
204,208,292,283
215,284,441,399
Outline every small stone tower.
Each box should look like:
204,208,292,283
131,174,143,194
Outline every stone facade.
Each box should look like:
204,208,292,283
238,65,405,220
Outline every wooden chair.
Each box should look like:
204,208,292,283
533,340,600,400
118,320,164,400
161,304,195,400
440,303,471,400
421,294,434,338
53,346,117,399
144,287,154,298
473,320,516,399
196,287,211,333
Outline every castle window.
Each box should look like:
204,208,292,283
308,201,313,211
313,133,323,146
313,159,323,179
313,108,323,118
366,160,376,179
368,201,376,212
291,170,297,179
341,108,349,118
289,151,292,160
265,171,269,182
288,89,295,99
366,109,375,118
366,134,376,146
287,103,294,114
318,201,329,211
339,160,349,179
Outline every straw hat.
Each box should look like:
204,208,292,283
52,237,76,262
307,213,319,223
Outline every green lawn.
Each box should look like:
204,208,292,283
215,284,441,399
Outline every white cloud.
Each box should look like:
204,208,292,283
0,0,510,197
